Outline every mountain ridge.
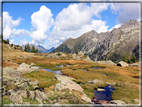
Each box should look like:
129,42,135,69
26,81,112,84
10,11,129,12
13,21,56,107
52,19,139,62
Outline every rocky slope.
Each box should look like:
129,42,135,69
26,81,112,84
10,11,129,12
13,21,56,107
52,19,139,62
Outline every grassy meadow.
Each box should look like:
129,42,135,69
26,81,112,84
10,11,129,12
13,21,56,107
3,43,140,104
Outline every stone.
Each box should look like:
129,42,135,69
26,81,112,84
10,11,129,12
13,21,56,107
55,75,83,92
20,90,27,98
17,82,28,90
17,63,38,73
30,63,35,67
110,100,126,105
29,81,39,89
7,89,14,95
36,97,43,104
83,56,93,62
96,60,115,65
117,61,129,67
35,90,47,100
10,91,23,104
72,54,76,59
81,94,92,103
3,67,23,77
87,79,101,84
134,99,140,103
106,82,116,86
55,75,75,81
97,88,105,91
29,91,35,100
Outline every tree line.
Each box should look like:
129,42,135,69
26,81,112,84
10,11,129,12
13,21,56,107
122,53,137,63
24,43,38,53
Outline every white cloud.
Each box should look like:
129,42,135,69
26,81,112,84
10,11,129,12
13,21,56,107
9,39,14,44
110,3,140,24
47,3,109,48
30,5,54,44
20,38,28,45
109,23,121,31
3,12,30,40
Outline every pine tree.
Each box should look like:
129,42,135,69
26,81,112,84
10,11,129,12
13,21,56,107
75,47,78,54
35,48,38,53
6,39,9,44
131,53,136,63
31,45,36,53
26,43,30,52
122,55,127,62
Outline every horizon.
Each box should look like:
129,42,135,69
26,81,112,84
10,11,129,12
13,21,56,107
2,2,140,49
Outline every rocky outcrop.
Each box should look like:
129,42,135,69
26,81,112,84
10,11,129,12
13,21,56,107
3,67,23,77
55,75,83,92
17,63,38,73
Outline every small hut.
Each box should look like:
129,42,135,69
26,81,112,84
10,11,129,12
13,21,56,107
117,61,129,67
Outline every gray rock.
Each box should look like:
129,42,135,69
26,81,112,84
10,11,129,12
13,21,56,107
3,67,23,77
87,79,101,84
106,82,116,85
117,61,129,67
10,91,23,104
35,90,47,100
55,75,83,92
81,94,92,103
97,88,105,91
29,91,35,100
111,100,126,105
20,90,27,98
17,63,38,73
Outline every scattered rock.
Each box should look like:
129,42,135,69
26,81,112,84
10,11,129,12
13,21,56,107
81,94,92,103
106,82,116,86
110,100,126,105
87,79,101,84
29,91,35,100
3,67,23,77
134,99,140,103
35,90,47,100
129,62,140,67
97,88,105,91
96,60,116,65
20,90,27,98
10,91,23,104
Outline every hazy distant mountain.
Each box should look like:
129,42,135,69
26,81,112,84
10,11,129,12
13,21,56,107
22,44,55,53
52,19,139,62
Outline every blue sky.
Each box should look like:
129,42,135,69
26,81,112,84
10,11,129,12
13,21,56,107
2,2,140,49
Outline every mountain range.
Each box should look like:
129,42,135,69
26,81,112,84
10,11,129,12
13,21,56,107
22,44,55,53
52,19,140,62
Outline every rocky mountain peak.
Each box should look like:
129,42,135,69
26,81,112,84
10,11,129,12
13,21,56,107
120,19,139,29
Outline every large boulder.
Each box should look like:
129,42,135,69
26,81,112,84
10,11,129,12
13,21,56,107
55,75,83,92
17,63,38,73
117,61,129,67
